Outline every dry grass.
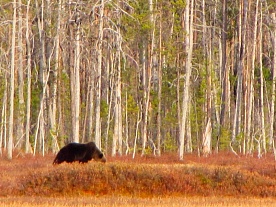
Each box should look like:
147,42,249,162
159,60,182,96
0,196,276,207
1,152,276,206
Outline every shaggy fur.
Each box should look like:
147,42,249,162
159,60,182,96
53,142,106,164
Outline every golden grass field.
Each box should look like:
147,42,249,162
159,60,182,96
1,196,276,207
1,152,276,206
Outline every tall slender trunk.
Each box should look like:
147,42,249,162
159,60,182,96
49,0,61,151
95,0,104,148
87,67,95,142
218,0,228,151
201,0,212,156
232,0,248,144
8,0,17,159
245,0,258,154
271,13,276,155
34,0,47,155
25,0,32,153
0,85,7,156
17,0,25,150
157,9,162,156
71,19,81,143
0,78,7,155
112,2,123,156
112,60,122,156
141,41,149,156
179,0,194,160
259,2,266,155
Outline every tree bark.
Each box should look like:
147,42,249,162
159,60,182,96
179,0,194,160
259,2,266,155
271,13,276,157
157,8,162,156
49,0,61,152
201,0,212,156
71,15,81,143
17,0,25,150
25,0,32,153
244,0,258,154
218,0,228,151
95,0,105,149
1,75,8,156
34,0,48,155
232,0,248,144
7,0,17,159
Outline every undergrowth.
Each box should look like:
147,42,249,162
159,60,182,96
10,163,276,197
1,153,276,198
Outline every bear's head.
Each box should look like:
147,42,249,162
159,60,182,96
87,142,106,163
93,151,106,163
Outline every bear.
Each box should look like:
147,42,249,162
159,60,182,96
53,142,106,164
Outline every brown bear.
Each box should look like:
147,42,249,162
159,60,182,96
53,142,106,164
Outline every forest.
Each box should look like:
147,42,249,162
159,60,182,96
0,0,276,160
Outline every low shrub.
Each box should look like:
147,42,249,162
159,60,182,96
17,162,276,197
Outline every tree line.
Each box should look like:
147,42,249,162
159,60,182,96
0,0,275,160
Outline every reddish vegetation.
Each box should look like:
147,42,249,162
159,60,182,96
1,152,276,198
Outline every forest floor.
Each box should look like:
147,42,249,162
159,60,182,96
1,152,276,206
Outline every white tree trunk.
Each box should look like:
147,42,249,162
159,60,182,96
179,0,194,160
95,0,104,148
17,0,24,150
157,11,162,156
202,118,212,156
271,13,276,159
8,0,17,159
259,2,266,155
201,0,212,156
141,42,148,156
111,2,123,156
25,0,32,153
245,0,258,154
49,0,61,151
72,20,81,143
0,77,7,156
232,0,248,144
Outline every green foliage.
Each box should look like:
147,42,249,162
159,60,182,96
164,132,178,152
218,127,231,150
100,100,109,118
126,93,139,116
30,82,42,123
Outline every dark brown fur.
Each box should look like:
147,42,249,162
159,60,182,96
53,142,106,164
